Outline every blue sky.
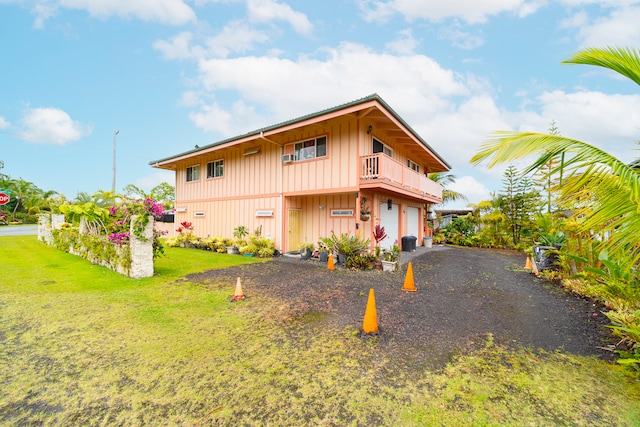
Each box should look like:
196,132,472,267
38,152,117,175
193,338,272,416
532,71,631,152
1,0,639,209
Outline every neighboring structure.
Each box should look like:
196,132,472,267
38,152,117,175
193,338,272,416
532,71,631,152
433,209,474,229
150,94,450,252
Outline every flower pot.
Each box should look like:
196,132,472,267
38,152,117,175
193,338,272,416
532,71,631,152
300,248,312,260
338,254,346,265
381,260,397,272
360,214,371,222
226,246,240,255
319,251,329,262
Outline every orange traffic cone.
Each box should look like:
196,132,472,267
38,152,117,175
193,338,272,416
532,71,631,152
402,262,416,292
362,288,378,333
525,257,532,269
328,251,335,271
531,261,539,276
232,277,245,300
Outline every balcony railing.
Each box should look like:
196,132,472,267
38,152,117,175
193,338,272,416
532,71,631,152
360,154,442,200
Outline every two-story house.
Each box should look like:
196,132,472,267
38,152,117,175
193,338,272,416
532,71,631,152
150,94,450,252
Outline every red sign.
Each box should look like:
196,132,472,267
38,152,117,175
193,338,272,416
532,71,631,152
0,193,9,205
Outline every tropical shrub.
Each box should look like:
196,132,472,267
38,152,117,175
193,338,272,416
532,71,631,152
345,254,377,270
606,309,640,372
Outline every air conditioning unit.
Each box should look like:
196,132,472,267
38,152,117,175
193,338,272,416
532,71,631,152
281,154,293,163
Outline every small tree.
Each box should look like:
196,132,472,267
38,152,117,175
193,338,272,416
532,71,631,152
498,165,540,247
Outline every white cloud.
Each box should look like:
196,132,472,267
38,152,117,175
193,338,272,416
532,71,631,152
247,0,313,35
154,32,201,60
155,22,270,60
514,90,640,163
385,28,419,54
0,117,9,129
23,0,196,27
192,42,469,133
189,100,262,135
558,0,639,7
448,175,493,207
559,10,589,29
33,3,57,29
204,21,270,57
360,0,544,24
18,107,92,145
437,21,485,49
572,6,640,48
421,95,510,175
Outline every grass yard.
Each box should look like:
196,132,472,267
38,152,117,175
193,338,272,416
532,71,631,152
2,236,640,426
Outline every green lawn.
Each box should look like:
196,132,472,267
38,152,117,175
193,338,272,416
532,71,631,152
2,236,640,426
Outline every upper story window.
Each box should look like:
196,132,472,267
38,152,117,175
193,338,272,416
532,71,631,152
186,165,200,182
206,159,224,178
289,136,327,161
407,159,420,173
372,137,393,158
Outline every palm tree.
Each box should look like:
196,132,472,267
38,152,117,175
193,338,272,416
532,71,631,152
428,172,468,205
471,46,640,264
6,178,40,221
424,172,468,232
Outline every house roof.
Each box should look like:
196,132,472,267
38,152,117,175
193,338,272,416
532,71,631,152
434,209,473,216
149,93,451,169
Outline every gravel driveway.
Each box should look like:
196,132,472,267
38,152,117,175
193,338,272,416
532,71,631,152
187,245,614,368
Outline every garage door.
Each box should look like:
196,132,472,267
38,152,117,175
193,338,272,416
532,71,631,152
407,207,419,239
379,202,398,250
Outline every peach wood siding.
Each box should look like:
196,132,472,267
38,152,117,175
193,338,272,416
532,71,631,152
173,196,281,243
282,117,358,194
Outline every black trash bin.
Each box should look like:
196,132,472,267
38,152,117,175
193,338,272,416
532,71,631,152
401,236,417,252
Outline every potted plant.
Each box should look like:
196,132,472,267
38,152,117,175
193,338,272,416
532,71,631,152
317,238,331,262
240,243,258,257
299,242,314,260
175,221,196,248
227,225,248,254
381,243,400,272
360,197,371,221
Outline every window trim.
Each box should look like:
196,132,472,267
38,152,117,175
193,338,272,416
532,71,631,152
206,159,224,179
372,137,393,158
186,164,200,182
285,135,328,162
407,159,420,173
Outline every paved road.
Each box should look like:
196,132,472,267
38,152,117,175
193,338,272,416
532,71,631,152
0,225,38,236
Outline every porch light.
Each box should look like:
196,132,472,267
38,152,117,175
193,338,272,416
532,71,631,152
387,199,392,210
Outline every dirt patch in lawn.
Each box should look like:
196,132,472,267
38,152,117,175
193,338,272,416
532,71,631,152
187,245,616,369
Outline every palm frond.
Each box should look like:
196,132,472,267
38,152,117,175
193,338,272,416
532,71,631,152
471,130,640,263
562,46,640,87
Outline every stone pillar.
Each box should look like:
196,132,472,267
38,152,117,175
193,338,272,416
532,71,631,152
129,215,154,279
38,213,65,245
38,214,50,243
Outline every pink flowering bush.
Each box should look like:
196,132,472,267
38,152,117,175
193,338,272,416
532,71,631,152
106,197,167,258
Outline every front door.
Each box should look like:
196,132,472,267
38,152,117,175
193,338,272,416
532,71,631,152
288,209,302,252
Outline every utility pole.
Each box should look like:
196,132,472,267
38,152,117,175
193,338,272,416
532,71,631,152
112,130,119,192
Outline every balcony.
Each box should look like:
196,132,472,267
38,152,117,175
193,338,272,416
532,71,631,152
360,154,443,201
